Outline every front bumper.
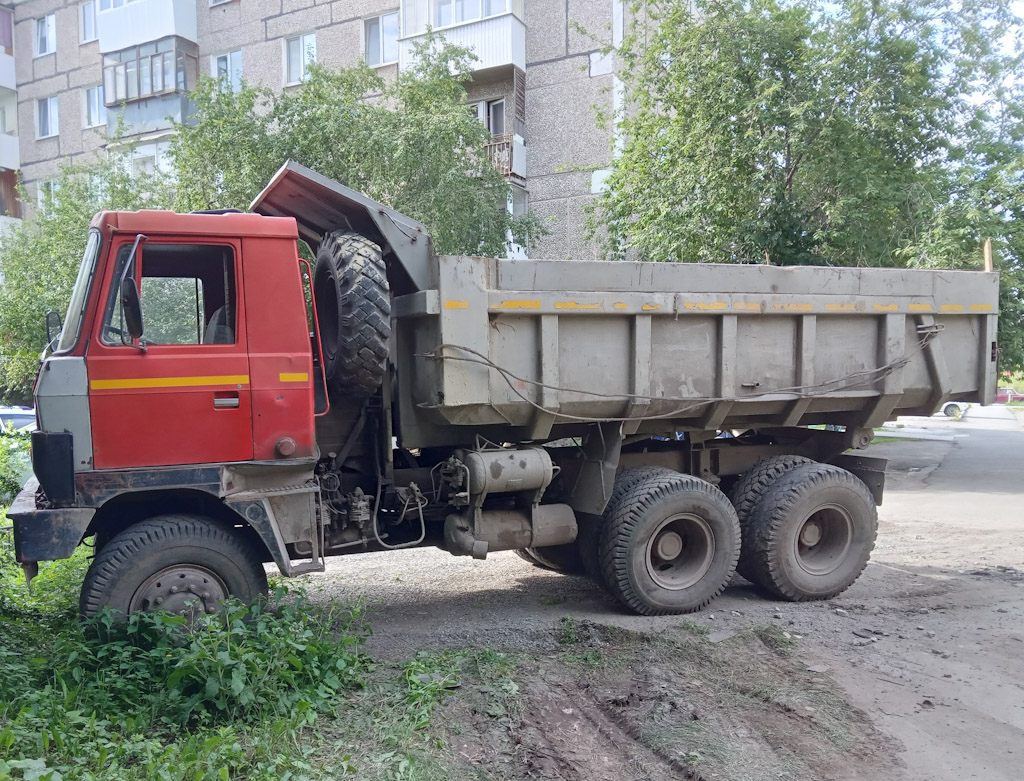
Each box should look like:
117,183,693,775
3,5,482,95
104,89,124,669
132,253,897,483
8,477,95,563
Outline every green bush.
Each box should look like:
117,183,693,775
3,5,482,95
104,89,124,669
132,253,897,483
0,427,30,506
0,541,368,780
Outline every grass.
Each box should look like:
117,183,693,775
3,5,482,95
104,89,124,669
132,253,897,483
0,517,528,781
0,527,374,780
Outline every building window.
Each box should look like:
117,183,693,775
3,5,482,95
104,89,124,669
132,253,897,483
471,99,505,136
212,50,242,93
434,0,509,27
364,12,398,67
98,0,140,10
81,1,98,42
1,9,13,56
37,96,59,138
37,180,60,213
103,38,199,105
34,14,56,57
510,185,527,216
0,105,8,135
285,33,316,84
84,86,106,127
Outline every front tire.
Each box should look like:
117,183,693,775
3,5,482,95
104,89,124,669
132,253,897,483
80,515,268,619
745,464,877,601
599,474,740,615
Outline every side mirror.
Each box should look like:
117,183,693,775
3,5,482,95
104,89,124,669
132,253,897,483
120,277,145,341
45,310,63,345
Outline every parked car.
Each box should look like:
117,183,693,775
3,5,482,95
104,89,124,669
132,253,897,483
995,387,1024,403
940,401,970,417
0,407,36,432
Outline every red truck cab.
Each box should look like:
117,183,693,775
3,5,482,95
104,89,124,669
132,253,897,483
32,209,315,495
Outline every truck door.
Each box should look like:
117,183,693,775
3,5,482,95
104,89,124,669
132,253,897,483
87,238,254,469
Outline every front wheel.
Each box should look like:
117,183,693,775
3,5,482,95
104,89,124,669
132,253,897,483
80,515,268,619
599,474,740,615
744,464,877,601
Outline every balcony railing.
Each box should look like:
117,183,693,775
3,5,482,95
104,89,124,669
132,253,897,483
97,0,197,53
399,12,525,74
484,133,525,180
0,133,18,172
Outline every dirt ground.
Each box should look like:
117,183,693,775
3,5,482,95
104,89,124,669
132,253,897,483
292,404,1024,780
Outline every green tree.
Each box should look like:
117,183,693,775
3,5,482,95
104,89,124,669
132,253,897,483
592,0,1024,369
171,36,542,257
0,153,173,402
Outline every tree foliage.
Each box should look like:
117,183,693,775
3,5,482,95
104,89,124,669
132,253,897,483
0,154,172,402
593,0,1024,370
170,36,542,257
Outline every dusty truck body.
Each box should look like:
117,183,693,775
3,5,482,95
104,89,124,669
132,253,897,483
10,162,999,617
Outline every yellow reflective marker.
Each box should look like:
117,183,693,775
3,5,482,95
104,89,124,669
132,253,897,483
444,300,469,309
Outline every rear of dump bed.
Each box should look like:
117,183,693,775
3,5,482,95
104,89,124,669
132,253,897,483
393,257,999,448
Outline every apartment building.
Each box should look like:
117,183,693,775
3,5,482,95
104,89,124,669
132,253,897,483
4,0,625,258
1,4,19,241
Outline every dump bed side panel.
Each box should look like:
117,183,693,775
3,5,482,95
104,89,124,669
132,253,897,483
393,258,998,448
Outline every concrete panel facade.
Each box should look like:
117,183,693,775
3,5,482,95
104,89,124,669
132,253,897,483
8,0,622,258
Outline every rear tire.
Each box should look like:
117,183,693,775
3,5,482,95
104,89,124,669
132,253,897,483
728,455,814,581
745,464,877,601
514,544,585,574
579,466,684,592
80,515,268,619
313,231,390,397
599,474,740,615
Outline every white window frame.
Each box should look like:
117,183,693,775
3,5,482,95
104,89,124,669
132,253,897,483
98,0,140,11
284,32,316,85
36,96,59,139
84,85,106,128
209,0,233,6
80,1,98,43
364,11,399,68
34,14,56,57
470,98,505,136
211,50,243,93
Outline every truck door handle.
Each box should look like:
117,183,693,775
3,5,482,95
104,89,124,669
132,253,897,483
214,392,240,410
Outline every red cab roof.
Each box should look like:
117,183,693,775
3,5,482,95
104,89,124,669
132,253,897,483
91,209,299,239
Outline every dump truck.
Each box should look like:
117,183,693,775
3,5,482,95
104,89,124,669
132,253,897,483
8,162,1000,618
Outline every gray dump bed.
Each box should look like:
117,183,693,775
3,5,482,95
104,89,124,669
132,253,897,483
391,257,998,447
252,161,1000,449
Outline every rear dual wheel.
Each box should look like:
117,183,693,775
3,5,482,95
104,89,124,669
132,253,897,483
742,463,877,601
598,474,740,616
514,544,585,574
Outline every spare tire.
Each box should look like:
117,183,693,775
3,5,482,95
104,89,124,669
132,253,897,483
313,231,391,396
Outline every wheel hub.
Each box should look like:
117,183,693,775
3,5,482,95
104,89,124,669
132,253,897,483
655,531,684,560
799,521,822,547
645,513,715,591
130,565,229,617
794,505,853,576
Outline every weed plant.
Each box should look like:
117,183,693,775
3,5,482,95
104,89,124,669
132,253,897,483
0,527,368,780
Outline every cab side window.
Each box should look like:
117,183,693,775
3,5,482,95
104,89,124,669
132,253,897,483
101,243,237,346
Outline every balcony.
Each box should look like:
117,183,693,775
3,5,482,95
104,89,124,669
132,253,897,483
484,132,525,180
399,1,525,76
97,0,197,54
1,7,14,91
1,169,20,220
0,133,18,172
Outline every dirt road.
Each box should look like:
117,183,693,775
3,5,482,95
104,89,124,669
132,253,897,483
296,405,1024,780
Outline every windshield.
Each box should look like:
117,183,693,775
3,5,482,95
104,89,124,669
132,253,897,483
54,229,102,354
